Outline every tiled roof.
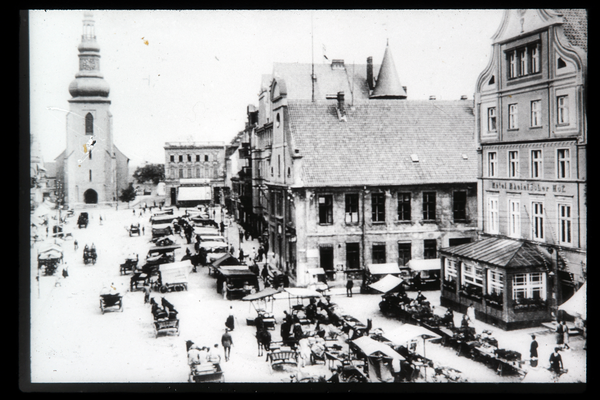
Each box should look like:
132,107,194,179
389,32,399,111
287,99,476,187
272,62,377,101
440,237,549,269
556,8,588,52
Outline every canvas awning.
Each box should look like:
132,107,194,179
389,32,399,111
406,259,441,272
178,186,211,201
384,325,441,345
307,268,325,275
559,282,586,319
367,263,401,275
368,274,405,294
159,261,191,284
351,336,405,361
275,287,322,299
242,287,282,301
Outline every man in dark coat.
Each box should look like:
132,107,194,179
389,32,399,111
530,335,539,368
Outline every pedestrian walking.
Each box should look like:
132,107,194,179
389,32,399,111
530,334,539,368
142,225,145,235
74,240,78,251
208,344,221,363
225,306,236,331
99,215,103,225
467,303,476,324
238,248,245,264
258,245,264,263
229,244,235,255
556,320,565,346
239,229,244,243
220,221,225,235
143,284,151,304
133,209,136,216
62,264,69,279
346,278,354,297
251,247,257,263
561,321,570,350
221,329,233,362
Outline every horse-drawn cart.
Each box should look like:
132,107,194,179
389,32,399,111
83,246,97,265
243,287,280,330
120,255,139,275
37,245,63,276
128,223,141,236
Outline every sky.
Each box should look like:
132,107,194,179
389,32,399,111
29,9,505,167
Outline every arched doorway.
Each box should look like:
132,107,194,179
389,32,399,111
84,189,98,204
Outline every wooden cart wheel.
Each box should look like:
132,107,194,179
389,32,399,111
160,285,168,293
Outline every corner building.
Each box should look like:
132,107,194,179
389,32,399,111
440,9,587,330
252,44,478,287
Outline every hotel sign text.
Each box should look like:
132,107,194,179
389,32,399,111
490,181,567,193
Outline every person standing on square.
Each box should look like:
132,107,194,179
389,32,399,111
529,334,538,368
221,328,233,362
346,278,354,297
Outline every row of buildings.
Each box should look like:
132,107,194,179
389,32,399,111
32,10,586,330
218,9,586,330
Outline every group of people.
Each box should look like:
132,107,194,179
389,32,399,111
186,342,223,374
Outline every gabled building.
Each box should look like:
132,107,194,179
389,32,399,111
251,43,478,287
440,9,587,330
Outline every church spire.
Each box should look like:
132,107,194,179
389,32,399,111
370,40,407,99
69,12,110,99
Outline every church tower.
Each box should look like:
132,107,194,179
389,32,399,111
63,12,128,205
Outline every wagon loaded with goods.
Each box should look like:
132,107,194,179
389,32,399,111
37,244,63,276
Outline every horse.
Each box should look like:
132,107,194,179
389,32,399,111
256,328,271,357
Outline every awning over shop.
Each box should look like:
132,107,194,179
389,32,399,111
242,287,282,301
406,259,441,271
178,186,211,201
559,282,586,319
159,261,191,284
275,287,322,299
368,274,405,294
367,263,401,275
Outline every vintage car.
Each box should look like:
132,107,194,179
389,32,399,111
77,212,89,228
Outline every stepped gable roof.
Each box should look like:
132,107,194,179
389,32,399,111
440,237,549,269
272,62,374,101
287,99,476,187
370,44,407,99
555,8,588,52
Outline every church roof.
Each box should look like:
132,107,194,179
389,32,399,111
370,43,407,99
287,99,476,187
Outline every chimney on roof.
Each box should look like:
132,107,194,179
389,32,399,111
429,95,436,100
336,91,347,121
331,59,345,70
367,57,375,91
460,95,468,100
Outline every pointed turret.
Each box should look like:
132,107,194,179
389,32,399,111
370,41,407,99
68,12,110,99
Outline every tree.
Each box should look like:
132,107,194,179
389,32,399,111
119,183,137,207
133,164,165,185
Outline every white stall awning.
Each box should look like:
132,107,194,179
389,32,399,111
406,259,441,271
178,186,211,201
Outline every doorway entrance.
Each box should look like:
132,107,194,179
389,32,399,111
83,189,98,204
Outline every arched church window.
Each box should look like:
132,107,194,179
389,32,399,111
85,113,94,135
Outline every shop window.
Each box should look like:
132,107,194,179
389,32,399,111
462,262,483,288
512,272,546,300
423,239,437,259
453,191,467,221
488,270,504,295
372,244,386,264
445,259,458,282
398,242,411,267
346,243,360,270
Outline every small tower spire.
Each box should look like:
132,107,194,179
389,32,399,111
370,40,407,99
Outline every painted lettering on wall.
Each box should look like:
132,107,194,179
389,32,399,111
490,181,567,193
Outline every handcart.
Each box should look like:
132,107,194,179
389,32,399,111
100,293,123,314
189,362,224,383
154,318,180,338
